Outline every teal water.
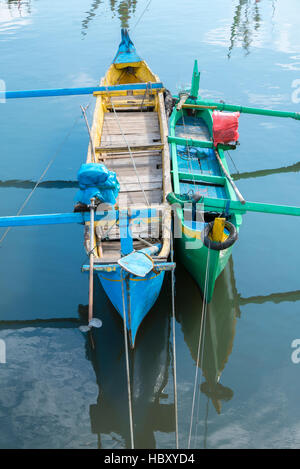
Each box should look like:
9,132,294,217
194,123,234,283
1,0,300,449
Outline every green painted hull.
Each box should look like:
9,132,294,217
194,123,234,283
169,61,242,302
175,207,237,302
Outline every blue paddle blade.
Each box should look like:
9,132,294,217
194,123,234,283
118,244,161,277
118,251,154,277
89,318,102,328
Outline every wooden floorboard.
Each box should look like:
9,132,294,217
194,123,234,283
98,110,163,209
104,154,162,170
118,190,162,205
100,134,162,148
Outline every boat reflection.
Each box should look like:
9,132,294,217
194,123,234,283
175,257,240,415
85,275,175,448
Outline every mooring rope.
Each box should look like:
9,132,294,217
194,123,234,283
187,247,210,449
120,272,135,449
170,228,179,448
0,100,92,247
193,252,210,448
131,0,153,31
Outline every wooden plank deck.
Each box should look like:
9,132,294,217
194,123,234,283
105,94,156,111
98,111,163,207
95,110,164,255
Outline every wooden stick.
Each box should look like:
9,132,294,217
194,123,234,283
214,149,246,204
80,105,96,163
182,104,217,110
176,93,189,110
88,198,96,323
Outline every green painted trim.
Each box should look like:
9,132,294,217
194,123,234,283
175,171,226,185
168,135,213,149
190,60,200,98
167,135,234,151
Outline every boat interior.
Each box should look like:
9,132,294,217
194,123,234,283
173,109,229,232
85,61,171,263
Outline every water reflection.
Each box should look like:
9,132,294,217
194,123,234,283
110,0,137,28
176,258,240,417
228,0,277,58
0,0,31,35
6,0,31,16
2,156,300,190
82,0,138,36
85,276,174,449
2,265,300,448
82,0,102,37
232,160,300,181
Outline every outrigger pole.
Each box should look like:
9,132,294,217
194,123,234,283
183,100,300,121
2,82,164,100
167,193,300,218
2,193,300,231
0,210,119,227
173,59,300,120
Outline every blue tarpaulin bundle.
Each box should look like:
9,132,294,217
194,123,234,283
75,163,120,206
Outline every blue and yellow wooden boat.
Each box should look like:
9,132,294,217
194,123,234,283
83,29,173,347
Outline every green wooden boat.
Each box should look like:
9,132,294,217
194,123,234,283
168,61,243,302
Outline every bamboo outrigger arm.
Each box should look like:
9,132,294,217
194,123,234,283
177,98,300,121
167,192,300,217
2,82,164,100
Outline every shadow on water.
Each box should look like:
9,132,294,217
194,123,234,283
84,275,175,449
228,0,277,58
82,0,138,36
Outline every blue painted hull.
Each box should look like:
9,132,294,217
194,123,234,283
97,269,165,347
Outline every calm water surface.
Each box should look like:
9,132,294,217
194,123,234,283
1,0,300,449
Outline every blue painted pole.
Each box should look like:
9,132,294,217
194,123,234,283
3,82,164,100
0,211,114,227
0,207,157,227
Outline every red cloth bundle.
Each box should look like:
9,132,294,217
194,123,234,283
212,111,240,146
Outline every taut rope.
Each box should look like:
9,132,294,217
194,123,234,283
121,272,135,449
187,247,210,448
170,228,179,448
